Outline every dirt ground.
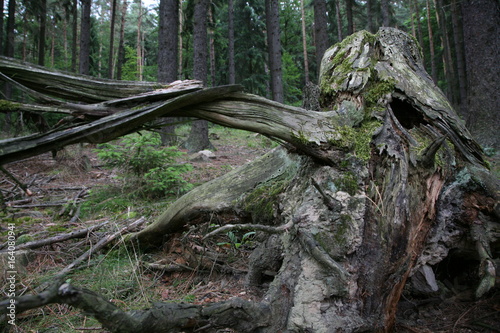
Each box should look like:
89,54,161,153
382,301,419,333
1,136,498,332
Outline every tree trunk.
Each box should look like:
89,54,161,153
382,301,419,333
426,0,437,83
345,0,354,35
186,0,212,152
38,0,47,66
116,0,128,80
300,0,309,83
71,0,77,72
381,0,390,26
5,0,15,58
265,0,284,103
79,0,91,75
451,0,467,118
313,0,328,82
228,0,235,85
461,0,500,148
108,0,117,79
1,28,497,333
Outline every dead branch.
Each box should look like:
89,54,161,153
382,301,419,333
0,221,109,252
202,220,294,240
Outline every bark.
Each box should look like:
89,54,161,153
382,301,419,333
0,28,498,332
265,0,284,103
108,0,117,79
186,0,212,152
461,0,500,148
38,0,47,66
313,0,328,81
5,0,15,57
79,0,91,75
228,0,235,84
345,0,354,35
426,0,437,83
300,0,309,83
158,0,179,83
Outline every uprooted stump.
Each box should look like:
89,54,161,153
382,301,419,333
1,28,498,332
125,27,498,331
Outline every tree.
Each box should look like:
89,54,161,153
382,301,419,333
79,0,92,75
1,28,497,332
228,0,235,84
116,0,128,80
265,0,284,103
108,0,117,79
461,0,500,148
38,0,47,66
158,0,180,146
313,0,328,82
185,0,212,152
5,0,15,57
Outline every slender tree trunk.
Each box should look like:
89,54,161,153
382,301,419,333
413,0,424,46
38,0,47,66
158,0,179,83
0,0,4,54
136,0,143,81
158,0,180,146
435,0,456,103
313,0,328,82
108,0,117,79
208,6,216,87
462,0,500,148
345,0,354,35
335,0,343,41
301,0,309,83
366,0,375,33
265,0,284,103
228,0,235,84
79,0,91,75
5,0,15,57
186,0,212,152
117,0,128,80
426,0,437,82
451,0,467,119
381,0,390,26
71,0,78,72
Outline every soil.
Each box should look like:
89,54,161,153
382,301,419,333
1,139,498,332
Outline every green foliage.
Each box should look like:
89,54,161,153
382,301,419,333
96,132,193,198
217,231,256,250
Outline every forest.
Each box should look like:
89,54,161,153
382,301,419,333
0,0,499,332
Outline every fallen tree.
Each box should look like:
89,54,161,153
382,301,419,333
1,28,498,332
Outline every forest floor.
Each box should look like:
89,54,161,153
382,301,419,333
0,126,498,332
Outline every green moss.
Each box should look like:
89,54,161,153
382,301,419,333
243,179,288,223
291,130,310,146
334,172,359,196
363,78,396,107
329,120,382,162
0,99,20,111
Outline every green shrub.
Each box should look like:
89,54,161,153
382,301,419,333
96,132,193,198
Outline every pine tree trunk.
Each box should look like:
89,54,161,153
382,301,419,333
228,0,235,84
186,0,212,152
108,0,117,79
116,0,128,80
462,0,500,148
313,0,328,81
301,0,309,83
266,0,284,103
79,0,91,75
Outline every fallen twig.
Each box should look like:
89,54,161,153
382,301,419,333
202,220,294,240
0,221,109,252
